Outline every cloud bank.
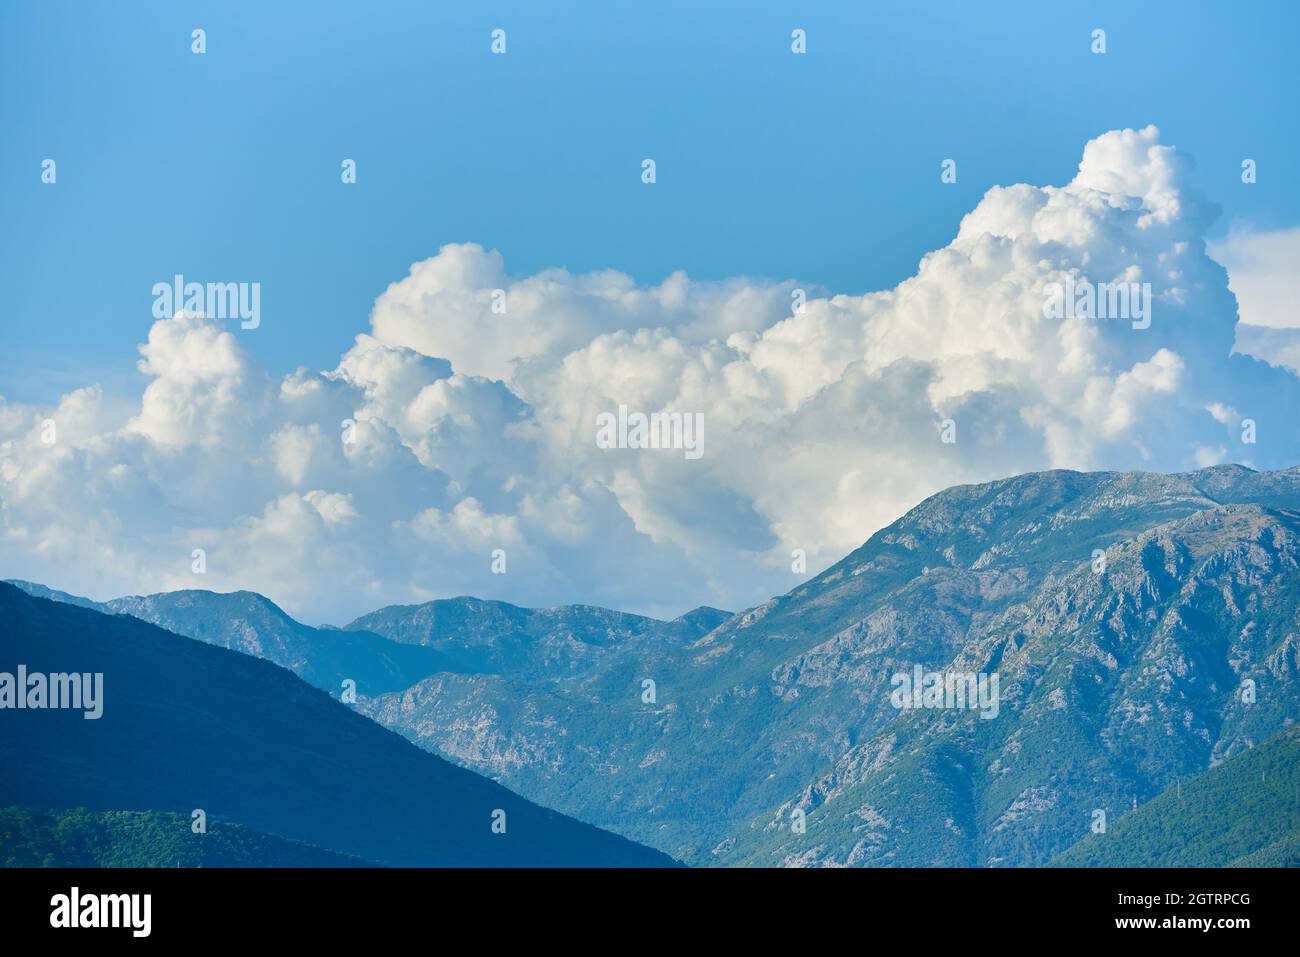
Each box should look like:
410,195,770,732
3,126,1298,623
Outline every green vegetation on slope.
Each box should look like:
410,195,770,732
0,806,371,867
1052,726,1300,866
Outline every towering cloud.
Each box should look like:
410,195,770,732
2,127,1296,622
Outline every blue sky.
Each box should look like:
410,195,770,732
3,2,1300,620
3,0,1297,404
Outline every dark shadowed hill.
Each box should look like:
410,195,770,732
0,584,677,867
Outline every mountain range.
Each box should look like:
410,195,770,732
0,583,677,867
8,463,1300,866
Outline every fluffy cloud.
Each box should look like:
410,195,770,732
1210,226,1300,331
1211,226,1300,374
3,126,1298,623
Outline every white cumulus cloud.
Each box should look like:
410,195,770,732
3,126,1297,623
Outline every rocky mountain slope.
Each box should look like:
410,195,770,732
346,596,731,678
353,467,1300,865
710,466,1300,865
